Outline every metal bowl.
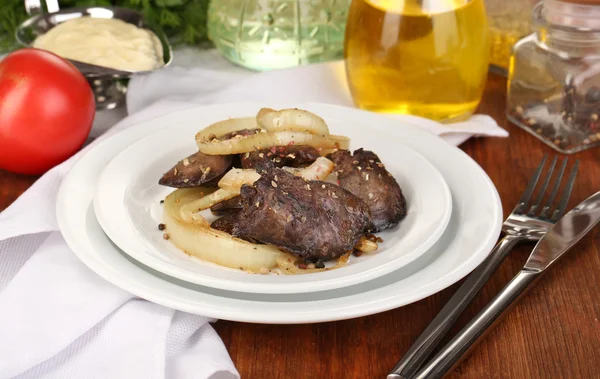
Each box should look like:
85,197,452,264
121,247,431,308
16,5,173,110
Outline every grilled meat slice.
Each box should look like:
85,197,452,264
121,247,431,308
330,149,406,232
232,163,371,262
159,151,232,188
240,146,320,169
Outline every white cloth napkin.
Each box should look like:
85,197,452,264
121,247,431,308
126,59,508,145
0,51,507,379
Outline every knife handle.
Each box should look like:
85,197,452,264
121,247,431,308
411,269,541,379
387,234,522,379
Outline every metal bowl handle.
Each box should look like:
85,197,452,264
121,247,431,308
25,0,60,16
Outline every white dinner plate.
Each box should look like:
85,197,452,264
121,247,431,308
93,109,452,294
57,102,502,324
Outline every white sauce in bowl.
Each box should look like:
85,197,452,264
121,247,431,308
33,17,164,72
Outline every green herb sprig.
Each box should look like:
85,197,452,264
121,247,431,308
0,0,211,52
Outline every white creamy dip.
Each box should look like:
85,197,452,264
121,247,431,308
33,17,164,72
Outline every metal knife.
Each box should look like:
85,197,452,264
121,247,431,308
409,190,600,379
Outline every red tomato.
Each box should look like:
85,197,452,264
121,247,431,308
0,48,95,175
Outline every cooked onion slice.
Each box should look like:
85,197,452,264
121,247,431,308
179,188,238,222
296,157,334,181
195,117,258,141
164,188,284,271
257,108,330,136
355,236,378,253
217,168,261,191
196,131,350,155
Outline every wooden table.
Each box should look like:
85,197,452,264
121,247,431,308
1,73,599,378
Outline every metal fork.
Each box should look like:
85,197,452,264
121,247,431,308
388,155,579,379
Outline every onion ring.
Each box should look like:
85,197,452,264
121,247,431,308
196,131,350,155
179,188,238,222
195,117,258,141
257,108,330,136
164,188,285,271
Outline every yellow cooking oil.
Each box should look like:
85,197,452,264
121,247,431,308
344,0,490,122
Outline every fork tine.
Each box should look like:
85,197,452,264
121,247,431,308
514,155,547,214
527,156,557,215
538,158,568,219
550,160,579,221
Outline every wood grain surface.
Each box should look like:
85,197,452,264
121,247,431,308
1,73,599,378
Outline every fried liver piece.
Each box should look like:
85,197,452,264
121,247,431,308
329,149,406,232
210,213,238,235
210,195,243,215
231,162,371,262
159,129,261,188
240,146,320,169
159,151,232,188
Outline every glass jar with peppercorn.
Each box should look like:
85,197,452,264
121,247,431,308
507,0,600,154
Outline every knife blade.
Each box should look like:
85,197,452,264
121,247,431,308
410,190,600,379
525,190,600,272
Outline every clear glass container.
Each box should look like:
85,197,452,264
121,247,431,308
485,0,538,73
507,0,600,154
207,0,350,71
344,0,490,122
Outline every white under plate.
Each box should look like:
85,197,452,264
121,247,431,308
57,102,502,324
93,109,452,294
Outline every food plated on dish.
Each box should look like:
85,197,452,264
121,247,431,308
159,108,407,274
92,102,452,293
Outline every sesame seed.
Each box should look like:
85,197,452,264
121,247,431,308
287,154,296,158
244,152,250,158
366,174,369,181
173,168,178,175
376,163,384,168
321,184,326,188
274,157,282,163
259,153,264,158
357,166,362,171
369,160,374,163
287,215,292,222
183,158,190,166
378,173,383,179
306,184,311,191
368,193,374,199
301,216,307,222
271,181,278,187
274,175,278,181
352,160,359,165
183,178,189,183
255,201,260,207
332,192,338,199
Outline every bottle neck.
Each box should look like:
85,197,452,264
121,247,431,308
534,0,600,53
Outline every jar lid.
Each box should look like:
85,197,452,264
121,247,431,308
543,0,600,29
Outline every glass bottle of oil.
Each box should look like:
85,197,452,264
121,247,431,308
344,0,490,122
